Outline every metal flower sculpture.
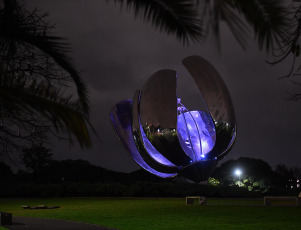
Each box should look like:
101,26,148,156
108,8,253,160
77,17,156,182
110,56,236,183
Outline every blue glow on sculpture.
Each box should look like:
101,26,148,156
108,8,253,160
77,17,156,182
177,101,216,162
137,100,215,166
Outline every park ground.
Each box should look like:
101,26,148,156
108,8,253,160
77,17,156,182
1,197,301,230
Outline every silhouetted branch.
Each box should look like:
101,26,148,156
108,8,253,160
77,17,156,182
0,0,94,158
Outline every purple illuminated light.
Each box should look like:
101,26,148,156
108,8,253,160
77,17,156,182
177,106,216,162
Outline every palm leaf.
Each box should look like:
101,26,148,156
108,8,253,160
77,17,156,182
218,2,249,50
0,0,90,114
110,0,203,44
14,34,90,114
227,0,288,51
0,74,92,148
200,0,288,52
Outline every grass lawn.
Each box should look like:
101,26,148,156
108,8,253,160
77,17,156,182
1,197,301,230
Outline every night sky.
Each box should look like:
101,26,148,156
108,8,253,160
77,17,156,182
26,0,301,173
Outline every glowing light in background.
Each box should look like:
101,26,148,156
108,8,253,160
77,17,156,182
235,169,242,176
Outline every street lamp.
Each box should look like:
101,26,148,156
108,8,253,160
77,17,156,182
235,169,242,187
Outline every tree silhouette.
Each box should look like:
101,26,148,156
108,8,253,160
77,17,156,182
267,1,301,100
0,0,93,157
21,145,53,183
0,161,14,184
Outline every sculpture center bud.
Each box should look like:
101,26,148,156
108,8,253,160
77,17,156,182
177,99,216,162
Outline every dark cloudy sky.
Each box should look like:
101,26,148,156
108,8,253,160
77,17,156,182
27,0,301,172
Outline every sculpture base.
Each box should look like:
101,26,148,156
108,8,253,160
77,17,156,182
179,160,218,183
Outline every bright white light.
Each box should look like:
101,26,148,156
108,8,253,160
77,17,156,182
235,169,242,176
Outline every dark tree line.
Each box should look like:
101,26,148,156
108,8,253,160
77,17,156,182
1,155,300,197
1,154,300,190
21,145,53,183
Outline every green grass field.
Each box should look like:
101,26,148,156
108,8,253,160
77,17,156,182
1,197,301,230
